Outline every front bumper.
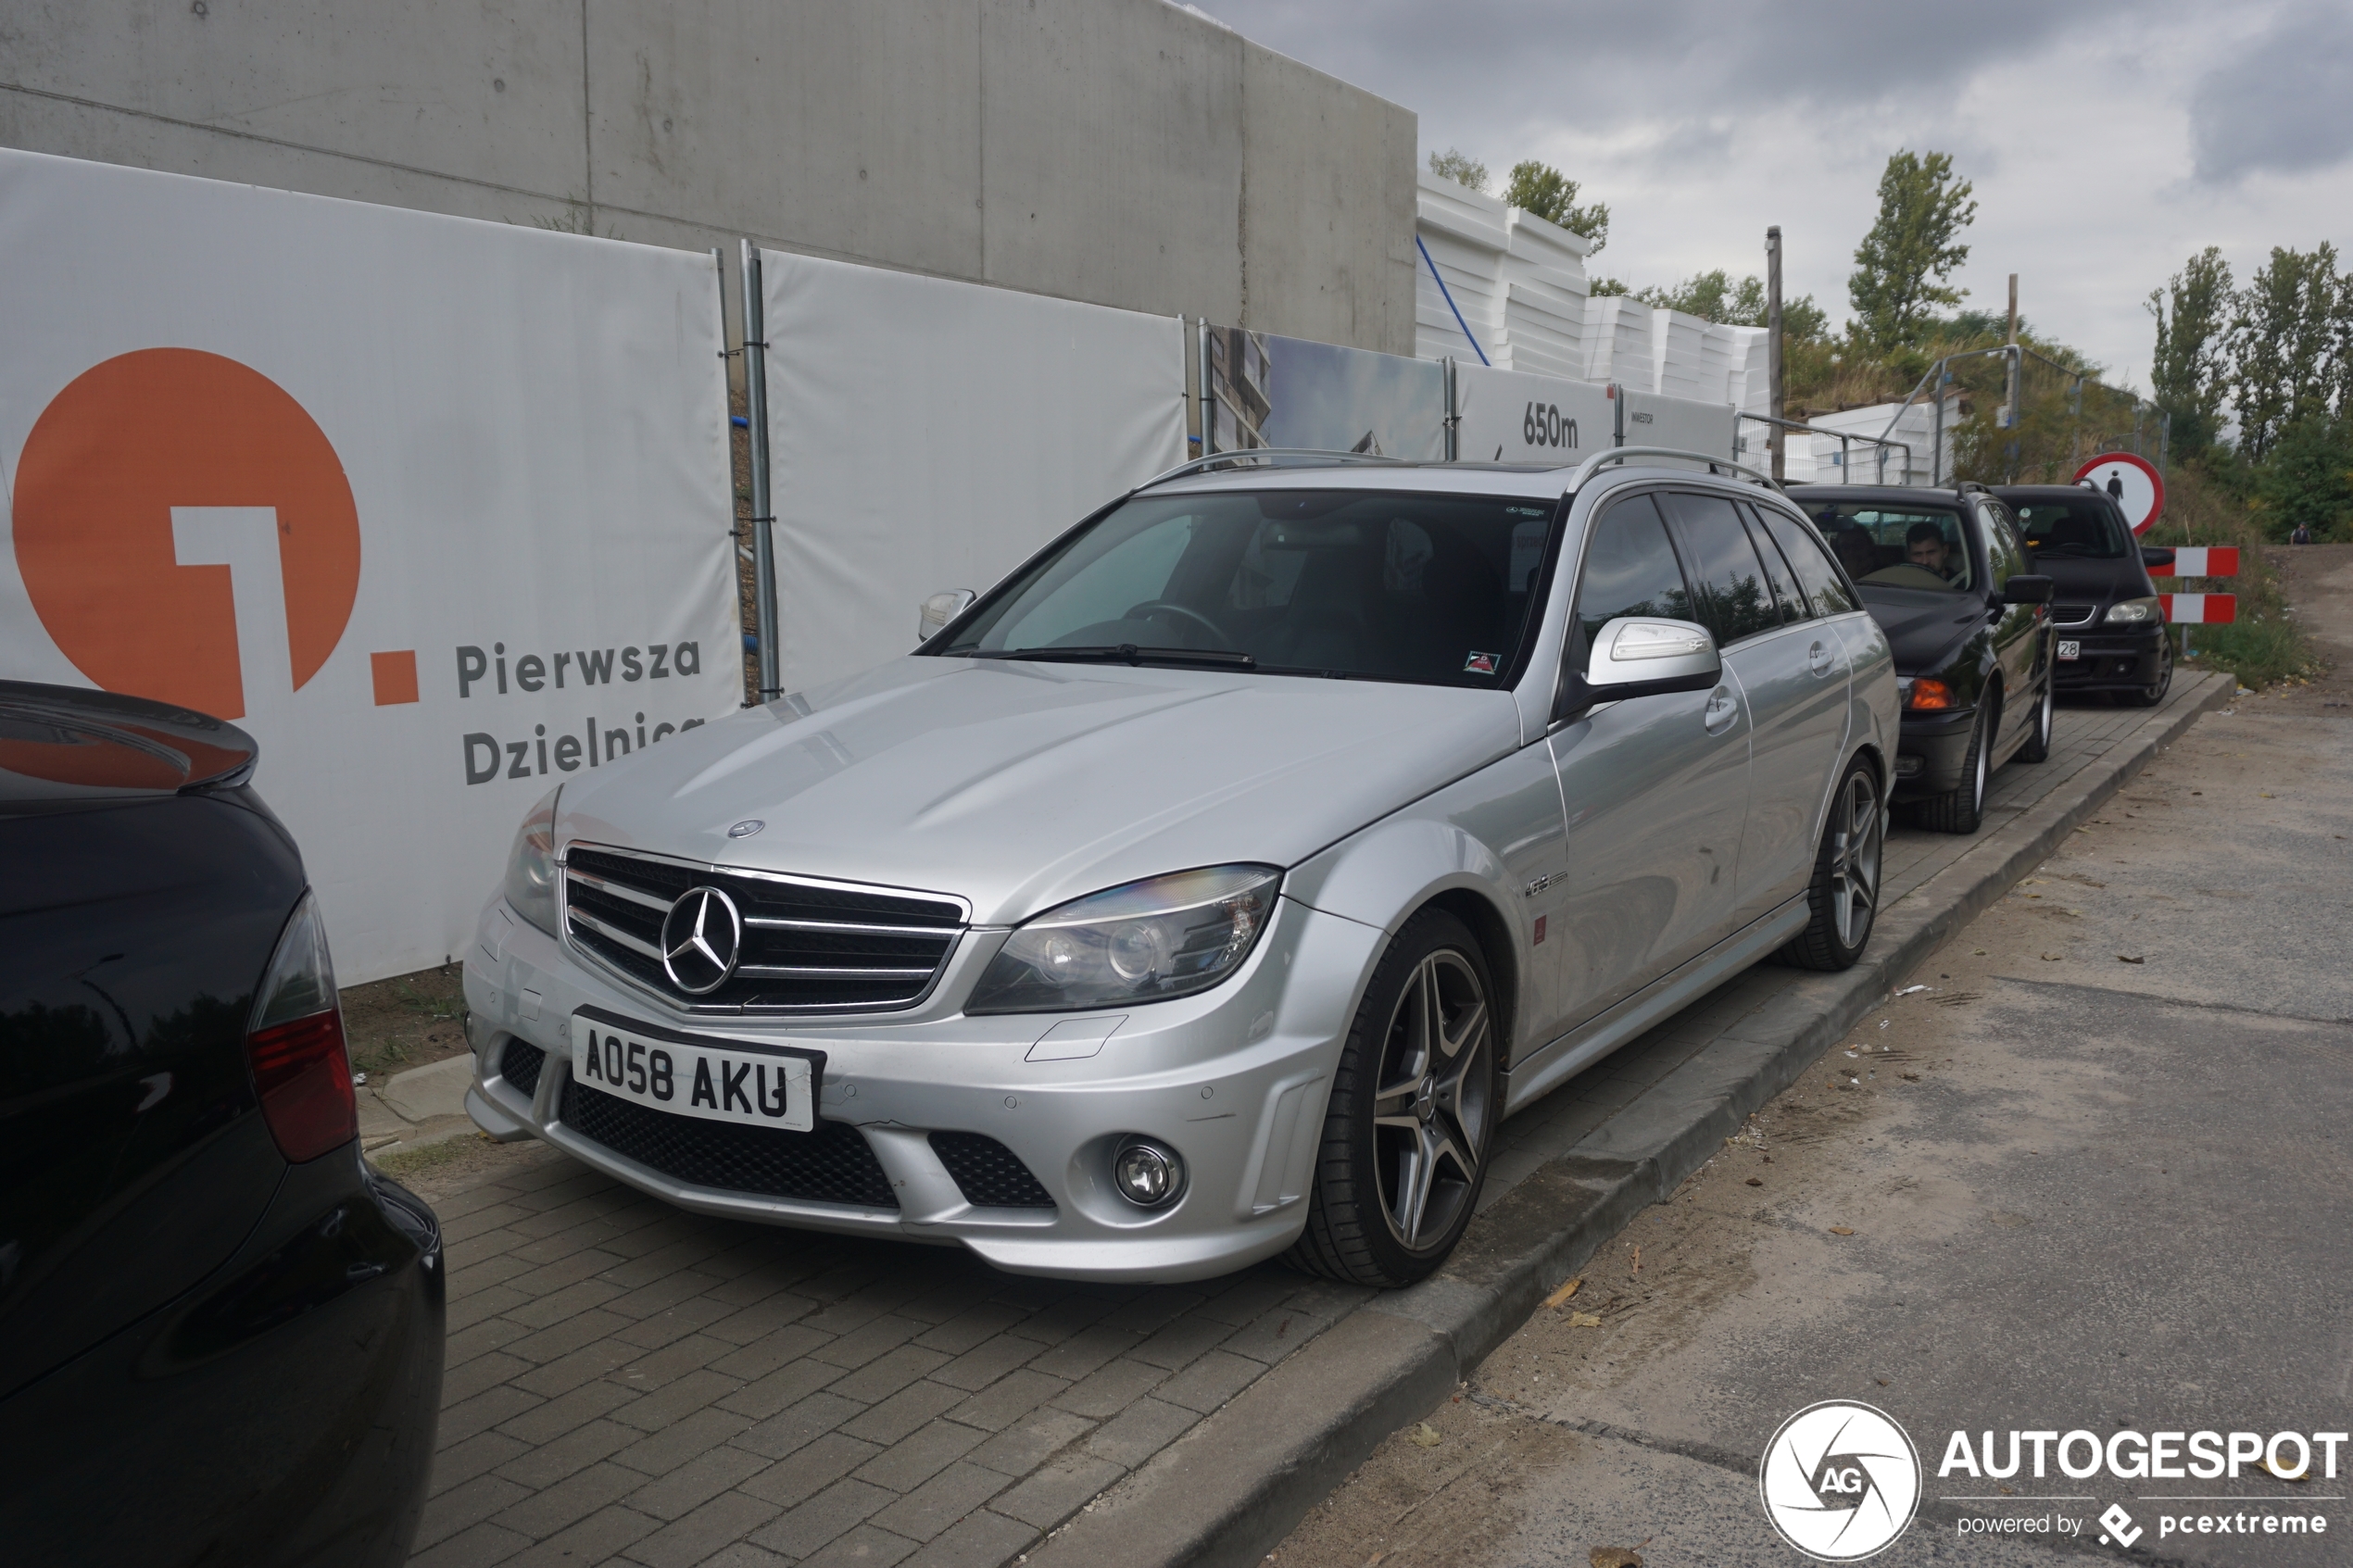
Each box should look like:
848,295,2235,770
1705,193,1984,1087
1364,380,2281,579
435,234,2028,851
462,892,1382,1284
2051,622,2165,691
1889,704,1979,801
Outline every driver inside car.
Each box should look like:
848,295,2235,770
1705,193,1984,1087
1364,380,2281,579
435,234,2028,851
1906,521,1957,581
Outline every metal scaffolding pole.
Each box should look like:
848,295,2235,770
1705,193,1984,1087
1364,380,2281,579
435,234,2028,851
738,240,779,702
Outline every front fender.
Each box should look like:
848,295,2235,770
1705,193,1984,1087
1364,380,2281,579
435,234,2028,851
1284,814,1510,937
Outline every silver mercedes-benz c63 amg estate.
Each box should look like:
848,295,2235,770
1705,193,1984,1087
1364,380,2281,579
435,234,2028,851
464,448,1898,1286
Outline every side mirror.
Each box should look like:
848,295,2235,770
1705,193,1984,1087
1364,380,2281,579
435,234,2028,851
2003,574,2055,606
2139,546,2176,570
1556,617,1721,721
918,589,976,643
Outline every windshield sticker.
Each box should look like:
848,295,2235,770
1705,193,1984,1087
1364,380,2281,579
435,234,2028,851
1464,651,1498,674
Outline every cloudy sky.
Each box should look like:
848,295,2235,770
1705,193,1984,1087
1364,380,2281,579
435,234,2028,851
1195,0,2353,394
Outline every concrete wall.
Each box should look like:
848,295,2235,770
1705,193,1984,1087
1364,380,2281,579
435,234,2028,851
0,0,1417,353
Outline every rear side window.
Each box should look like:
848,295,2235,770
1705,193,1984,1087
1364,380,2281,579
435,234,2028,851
1573,495,1694,655
1737,502,1810,623
1755,506,1861,616
1661,491,1781,646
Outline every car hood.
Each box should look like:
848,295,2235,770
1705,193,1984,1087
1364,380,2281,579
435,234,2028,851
554,657,1525,927
1857,585,1990,673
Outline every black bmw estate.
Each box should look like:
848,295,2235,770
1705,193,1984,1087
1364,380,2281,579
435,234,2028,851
0,681,444,1567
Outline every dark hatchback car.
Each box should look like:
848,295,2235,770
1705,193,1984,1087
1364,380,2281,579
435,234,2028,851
1994,483,2173,707
1789,484,2056,834
0,682,443,1568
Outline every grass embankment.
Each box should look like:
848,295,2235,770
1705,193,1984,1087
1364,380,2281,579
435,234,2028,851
2140,467,2322,690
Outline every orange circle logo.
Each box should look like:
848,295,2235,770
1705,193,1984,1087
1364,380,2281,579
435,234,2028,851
15,348,360,719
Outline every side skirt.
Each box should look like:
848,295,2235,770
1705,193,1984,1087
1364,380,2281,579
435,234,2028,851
1500,894,1812,1118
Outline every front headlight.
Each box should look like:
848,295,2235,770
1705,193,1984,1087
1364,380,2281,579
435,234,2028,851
2107,596,2162,625
503,786,561,935
966,865,1281,1015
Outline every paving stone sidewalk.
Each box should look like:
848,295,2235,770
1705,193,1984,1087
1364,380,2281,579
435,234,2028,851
406,679,2221,1568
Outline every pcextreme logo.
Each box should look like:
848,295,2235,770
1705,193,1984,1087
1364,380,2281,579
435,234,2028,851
13,347,378,721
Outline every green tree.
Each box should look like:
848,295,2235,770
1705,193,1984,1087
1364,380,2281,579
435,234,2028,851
2146,246,2233,456
1427,147,1488,194
2227,244,2342,460
2253,416,2353,540
1848,150,1978,351
1633,270,1827,337
1590,277,1629,297
1503,160,1609,255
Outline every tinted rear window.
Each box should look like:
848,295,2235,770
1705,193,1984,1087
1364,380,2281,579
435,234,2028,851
2010,497,2129,558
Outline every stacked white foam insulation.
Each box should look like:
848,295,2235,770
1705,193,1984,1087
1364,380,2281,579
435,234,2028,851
1412,171,1593,377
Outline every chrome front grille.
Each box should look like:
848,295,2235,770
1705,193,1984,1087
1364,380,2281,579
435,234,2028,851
2051,603,2098,629
562,844,967,1014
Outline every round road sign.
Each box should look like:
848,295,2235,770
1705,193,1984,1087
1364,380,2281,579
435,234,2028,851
2073,451,2164,534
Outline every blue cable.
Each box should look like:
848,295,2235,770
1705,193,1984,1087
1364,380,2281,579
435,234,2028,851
1417,234,1490,367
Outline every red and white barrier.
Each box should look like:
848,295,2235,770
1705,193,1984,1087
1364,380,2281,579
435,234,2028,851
2159,593,2236,623
2147,546,2238,577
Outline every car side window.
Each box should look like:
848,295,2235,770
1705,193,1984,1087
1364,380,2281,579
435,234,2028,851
1756,506,1862,616
1982,502,2027,589
1737,502,1811,623
1660,491,1781,646
1571,494,1695,659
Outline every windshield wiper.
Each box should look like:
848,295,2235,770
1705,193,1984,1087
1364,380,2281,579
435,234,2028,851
976,644,1257,669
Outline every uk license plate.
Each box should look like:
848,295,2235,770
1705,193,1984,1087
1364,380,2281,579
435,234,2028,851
570,1010,820,1133
2057,640,2082,660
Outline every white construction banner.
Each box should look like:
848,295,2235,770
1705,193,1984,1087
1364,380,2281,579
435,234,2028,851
0,149,736,982
1622,388,1738,464
762,253,1187,694
1206,326,1445,461
1453,363,1615,466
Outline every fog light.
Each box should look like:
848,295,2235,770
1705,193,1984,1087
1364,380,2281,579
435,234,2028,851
1113,1137,1185,1209
1894,755,1923,778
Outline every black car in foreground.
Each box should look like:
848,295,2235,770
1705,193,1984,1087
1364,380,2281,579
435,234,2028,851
1789,484,2055,834
0,681,443,1568
1994,483,2174,707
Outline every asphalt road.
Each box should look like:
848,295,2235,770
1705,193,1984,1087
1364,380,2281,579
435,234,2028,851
1274,598,2353,1565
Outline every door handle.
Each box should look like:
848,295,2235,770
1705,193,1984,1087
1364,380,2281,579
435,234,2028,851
1703,684,1740,735
1807,640,1834,676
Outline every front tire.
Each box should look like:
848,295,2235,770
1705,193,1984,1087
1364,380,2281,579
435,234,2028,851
2016,675,2055,763
2119,635,2173,708
1780,757,1884,971
1288,909,1498,1287
1915,693,1992,834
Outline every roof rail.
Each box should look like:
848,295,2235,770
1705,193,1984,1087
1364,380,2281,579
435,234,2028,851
1957,481,1992,495
1141,448,1410,486
1566,445,1783,493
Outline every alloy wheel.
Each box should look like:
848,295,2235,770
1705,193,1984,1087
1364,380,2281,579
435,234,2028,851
1970,707,1991,811
1830,771,1884,949
1370,950,1493,1252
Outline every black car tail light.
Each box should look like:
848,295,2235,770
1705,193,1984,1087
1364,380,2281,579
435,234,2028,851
245,891,357,1162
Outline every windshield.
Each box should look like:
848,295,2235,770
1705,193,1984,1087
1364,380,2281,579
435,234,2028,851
2010,496,2129,558
936,489,1561,685
1803,501,1974,594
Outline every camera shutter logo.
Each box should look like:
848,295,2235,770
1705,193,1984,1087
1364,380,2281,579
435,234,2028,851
661,886,743,994
1758,1400,1921,1561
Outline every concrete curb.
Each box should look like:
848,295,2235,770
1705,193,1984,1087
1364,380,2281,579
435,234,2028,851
1031,674,2232,1568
